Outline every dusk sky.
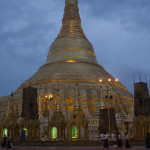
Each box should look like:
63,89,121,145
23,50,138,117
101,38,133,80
0,0,150,97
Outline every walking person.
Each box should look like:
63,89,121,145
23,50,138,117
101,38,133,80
7,136,12,149
2,135,7,149
117,133,122,148
146,132,150,148
41,136,45,145
103,133,109,149
125,133,131,148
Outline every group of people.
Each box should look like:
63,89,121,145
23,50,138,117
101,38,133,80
1,132,150,148
1,135,12,149
103,133,131,149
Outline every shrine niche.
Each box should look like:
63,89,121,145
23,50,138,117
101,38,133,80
65,83,88,141
48,102,66,141
0,116,19,141
133,116,150,140
18,119,40,141
0,93,20,141
66,105,88,141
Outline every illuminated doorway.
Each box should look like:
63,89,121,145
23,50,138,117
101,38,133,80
3,128,7,138
23,128,28,137
71,126,78,140
21,128,28,142
51,127,57,141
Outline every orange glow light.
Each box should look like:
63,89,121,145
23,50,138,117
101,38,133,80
108,79,111,82
99,79,103,82
66,60,76,63
115,79,119,82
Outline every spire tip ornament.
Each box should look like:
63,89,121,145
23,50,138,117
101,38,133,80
75,83,80,108
65,0,78,5
57,0,85,38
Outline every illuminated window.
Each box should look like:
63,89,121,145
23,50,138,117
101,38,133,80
51,127,57,141
72,126,78,139
23,128,28,136
3,128,7,138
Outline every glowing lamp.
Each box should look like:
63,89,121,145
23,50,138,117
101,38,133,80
115,79,119,82
108,79,111,82
99,79,103,82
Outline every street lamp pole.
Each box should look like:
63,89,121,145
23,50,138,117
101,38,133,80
107,89,111,135
99,78,119,135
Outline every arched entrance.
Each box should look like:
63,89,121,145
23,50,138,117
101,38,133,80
51,127,57,141
21,128,28,142
71,126,78,140
23,128,27,136
2,128,7,138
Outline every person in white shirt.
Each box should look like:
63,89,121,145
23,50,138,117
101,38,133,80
117,133,122,148
103,133,109,149
41,136,45,145
125,133,131,148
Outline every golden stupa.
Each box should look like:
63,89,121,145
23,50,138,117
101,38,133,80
0,0,133,125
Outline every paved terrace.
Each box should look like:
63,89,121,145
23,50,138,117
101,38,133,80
0,146,148,150
0,141,147,149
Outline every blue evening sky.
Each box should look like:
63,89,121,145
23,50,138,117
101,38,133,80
0,0,150,97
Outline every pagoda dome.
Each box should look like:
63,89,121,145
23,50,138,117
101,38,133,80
0,0,134,121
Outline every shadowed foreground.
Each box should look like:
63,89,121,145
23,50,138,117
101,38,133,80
1,146,147,150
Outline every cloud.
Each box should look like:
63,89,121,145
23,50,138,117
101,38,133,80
0,0,150,96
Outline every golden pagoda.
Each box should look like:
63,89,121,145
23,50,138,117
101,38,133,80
0,0,134,140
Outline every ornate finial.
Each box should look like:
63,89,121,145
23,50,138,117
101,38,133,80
15,105,20,118
75,83,80,108
65,0,78,5
99,88,106,109
44,86,48,94
57,0,86,38
8,94,14,118
63,0,80,22
56,95,61,111
43,101,50,117
56,101,61,112
11,89,13,96
43,91,50,117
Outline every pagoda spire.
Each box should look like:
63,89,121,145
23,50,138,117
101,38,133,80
99,88,106,109
65,0,78,5
56,95,61,112
64,0,79,19
75,83,80,108
8,92,14,117
57,0,85,38
43,86,50,117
